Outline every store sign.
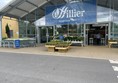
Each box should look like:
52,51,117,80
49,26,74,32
52,6,85,19
46,0,96,25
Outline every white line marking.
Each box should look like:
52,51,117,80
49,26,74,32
112,66,118,71
109,60,118,64
117,76,118,78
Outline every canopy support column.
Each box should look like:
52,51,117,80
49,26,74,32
108,22,111,40
36,26,41,44
0,16,2,47
53,25,56,39
84,24,86,46
46,27,49,42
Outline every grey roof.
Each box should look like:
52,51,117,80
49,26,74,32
0,0,117,22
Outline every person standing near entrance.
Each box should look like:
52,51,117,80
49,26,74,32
96,33,101,45
59,34,64,41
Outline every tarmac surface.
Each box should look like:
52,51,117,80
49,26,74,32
0,52,118,83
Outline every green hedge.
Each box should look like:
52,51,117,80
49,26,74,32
46,39,71,47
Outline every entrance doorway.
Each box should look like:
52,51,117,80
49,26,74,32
86,23,108,46
37,26,53,43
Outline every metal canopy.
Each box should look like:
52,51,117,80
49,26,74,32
0,0,49,19
0,0,118,22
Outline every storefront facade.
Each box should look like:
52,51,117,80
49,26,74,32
34,0,118,46
0,0,118,46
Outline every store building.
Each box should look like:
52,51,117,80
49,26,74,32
0,0,118,46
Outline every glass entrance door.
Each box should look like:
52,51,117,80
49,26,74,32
85,23,109,46
40,26,53,43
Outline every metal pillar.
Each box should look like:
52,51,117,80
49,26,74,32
35,10,37,40
77,24,79,36
0,16,2,47
34,9,38,43
46,27,49,42
105,24,108,45
18,18,21,38
108,22,111,40
53,25,56,39
36,26,41,44
25,16,29,37
84,24,86,46
26,22,28,37
67,24,69,36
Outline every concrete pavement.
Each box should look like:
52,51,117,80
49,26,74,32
0,45,118,60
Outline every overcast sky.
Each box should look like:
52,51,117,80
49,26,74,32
0,0,14,10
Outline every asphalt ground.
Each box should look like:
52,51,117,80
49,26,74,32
0,52,117,83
